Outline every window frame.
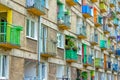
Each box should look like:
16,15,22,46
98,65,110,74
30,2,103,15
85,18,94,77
26,18,37,40
0,55,9,79
57,33,64,49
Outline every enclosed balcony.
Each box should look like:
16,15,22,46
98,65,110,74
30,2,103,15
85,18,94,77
118,0,120,5
109,32,116,39
106,61,111,71
100,40,107,50
0,22,22,49
95,58,103,69
41,40,57,57
90,34,98,46
103,25,110,34
82,5,92,18
113,18,119,27
117,36,120,43
66,49,78,63
112,63,118,72
91,0,98,3
107,45,114,54
66,0,78,6
83,54,93,66
58,15,71,30
109,0,115,8
94,15,103,27
115,49,120,57
26,0,47,16
99,3,107,13
77,25,86,39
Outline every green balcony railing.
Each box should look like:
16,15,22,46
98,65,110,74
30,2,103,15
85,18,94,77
95,58,103,68
26,0,46,16
66,49,78,62
0,22,22,48
100,40,107,50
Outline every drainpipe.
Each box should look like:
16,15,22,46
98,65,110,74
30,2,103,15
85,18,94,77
38,16,41,80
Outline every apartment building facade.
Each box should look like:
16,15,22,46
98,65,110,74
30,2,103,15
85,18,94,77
0,0,120,80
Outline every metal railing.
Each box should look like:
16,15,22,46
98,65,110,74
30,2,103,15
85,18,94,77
83,54,93,65
77,25,86,36
90,34,98,43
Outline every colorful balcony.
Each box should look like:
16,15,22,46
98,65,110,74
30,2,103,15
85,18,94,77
0,22,22,49
77,26,86,39
66,0,78,6
99,3,107,13
90,34,98,46
112,63,118,72
94,15,102,27
95,58,103,69
58,15,71,30
82,5,92,18
100,40,107,50
106,61,112,71
66,49,78,63
108,21,113,27
91,0,98,3
26,0,47,16
109,0,115,8
41,40,57,57
107,45,115,54
83,54,93,66
116,7,120,14
103,25,110,34
118,0,120,5
115,49,120,57
113,18,119,27
109,32,116,39
117,36,120,43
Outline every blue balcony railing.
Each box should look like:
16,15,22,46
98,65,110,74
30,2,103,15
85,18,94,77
112,63,118,72
82,5,92,18
117,36,120,42
116,49,120,56
83,54,93,66
107,61,111,70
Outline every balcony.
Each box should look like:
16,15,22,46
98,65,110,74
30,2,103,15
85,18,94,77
99,3,107,13
109,32,116,39
41,40,57,57
109,0,115,8
66,49,78,63
115,49,120,57
66,0,78,6
83,54,93,66
90,34,98,46
117,36,120,43
100,40,107,50
113,18,119,27
94,15,102,27
95,58,103,69
107,45,115,54
108,21,113,27
116,8,120,14
106,61,112,71
82,5,92,18
112,63,118,72
91,0,98,3
0,22,22,49
56,78,70,80
58,15,71,30
26,0,47,16
77,25,86,39
118,0,120,5
103,25,110,34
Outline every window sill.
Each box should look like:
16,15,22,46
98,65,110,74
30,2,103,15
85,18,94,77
26,36,37,41
0,77,8,80
57,46,64,50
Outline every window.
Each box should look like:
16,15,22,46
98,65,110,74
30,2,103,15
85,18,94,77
57,33,64,48
41,25,47,52
40,63,47,80
56,65,64,79
26,19,37,39
64,66,71,80
0,55,8,79
42,0,49,9
77,42,82,55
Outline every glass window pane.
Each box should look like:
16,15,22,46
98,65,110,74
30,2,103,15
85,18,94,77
31,21,35,38
26,19,30,36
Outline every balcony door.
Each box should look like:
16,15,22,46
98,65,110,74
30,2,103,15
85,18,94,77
0,12,7,42
41,25,47,53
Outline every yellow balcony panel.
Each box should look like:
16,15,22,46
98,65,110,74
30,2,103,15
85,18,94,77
94,23,101,27
110,3,115,8
83,13,91,18
41,52,56,57
100,3,107,13
0,43,20,49
66,0,77,6
91,0,98,3
58,24,70,30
